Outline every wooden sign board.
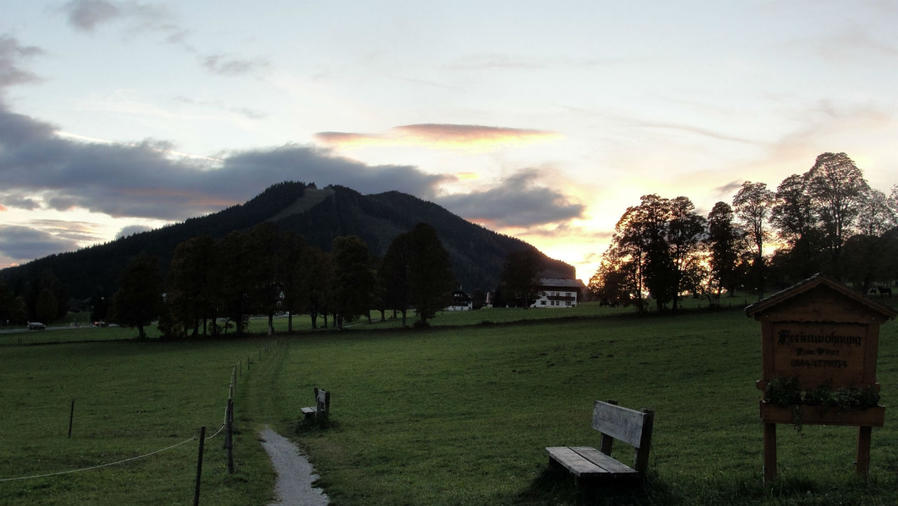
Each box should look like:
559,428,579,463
745,274,896,483
747,275,894,391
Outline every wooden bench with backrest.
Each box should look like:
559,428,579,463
546,400,654,485
301,387,330,425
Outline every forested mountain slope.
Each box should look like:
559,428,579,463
2,182,573,299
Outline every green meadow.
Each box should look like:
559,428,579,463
3,303,898,504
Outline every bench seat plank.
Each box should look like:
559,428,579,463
546,447,606,477
301,407,315,416
570,447,637,475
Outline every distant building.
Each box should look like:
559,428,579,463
531,278,581,308
446,290,473,311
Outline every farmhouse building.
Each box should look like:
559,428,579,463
446,290,473,311
531,278,581,308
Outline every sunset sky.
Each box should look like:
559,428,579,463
2,1,898,280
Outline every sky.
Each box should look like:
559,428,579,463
2,1,898,281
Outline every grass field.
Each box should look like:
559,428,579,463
0,338,280,505
3,301,898,504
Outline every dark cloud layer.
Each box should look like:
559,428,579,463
0,225,80,261
438,169,585,227
0,103,449,220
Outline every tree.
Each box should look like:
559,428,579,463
588,245,640,307
770,173,820,283
619,194,675,311
500,249,541,308
667,196,705,311
706,201,740,298
110,253,162,339
332,236,374,329
857,188,896,238
215,231,254,336
805,152,870,278
0,278,24,325
35,288,58,323
732,181,773,299
246,223,295,336
407,223,454,326
164,235,215,338
379,232,412,326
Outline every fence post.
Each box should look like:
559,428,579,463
67,399,75,438
226,398,235,473
194,426,205,506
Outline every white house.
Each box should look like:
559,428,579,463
446,290,473,311
530,278,580,308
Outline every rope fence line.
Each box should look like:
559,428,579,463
0,435,198,483
0,348,253,485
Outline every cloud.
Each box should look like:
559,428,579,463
62,0,121,31
0,225,80,261
62,2,266,79
28,219,103,242
0,104,449,220
713,180,743,198
437,169,584,227
315,123,559,149
115,224,151,239
0,36,43,89
202,54,269,76
1,195,41,210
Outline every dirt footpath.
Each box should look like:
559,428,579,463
259,426,329,506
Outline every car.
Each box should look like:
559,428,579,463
27,322,46,330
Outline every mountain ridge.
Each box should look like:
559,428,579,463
1,181,574,300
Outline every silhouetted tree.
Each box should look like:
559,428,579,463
667,196,705,311
379,232,412,326
707,202,741,298
500,249,541,308
110,253,162,339
733,181,773,299
407,223,454,326
805,152,870,278
164,235,215,338
332,236,374,329
216,231,254,336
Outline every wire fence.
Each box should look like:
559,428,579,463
0,343,266,485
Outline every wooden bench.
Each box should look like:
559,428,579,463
546,400,654,485
301,387,330,425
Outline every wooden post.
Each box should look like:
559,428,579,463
856,426,872,477
763,422,776,484
67,399,75,438
600,400,617,455
226,399,235,474
194,426,206,506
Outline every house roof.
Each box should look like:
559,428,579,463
538,278,581,289
744,273,897,319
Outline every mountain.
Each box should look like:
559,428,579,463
1,182,574,300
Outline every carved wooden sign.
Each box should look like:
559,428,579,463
745,274,896,483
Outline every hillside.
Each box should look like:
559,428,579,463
1,181,573,300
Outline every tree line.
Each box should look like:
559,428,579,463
589,152,898,310
2,222,456,336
